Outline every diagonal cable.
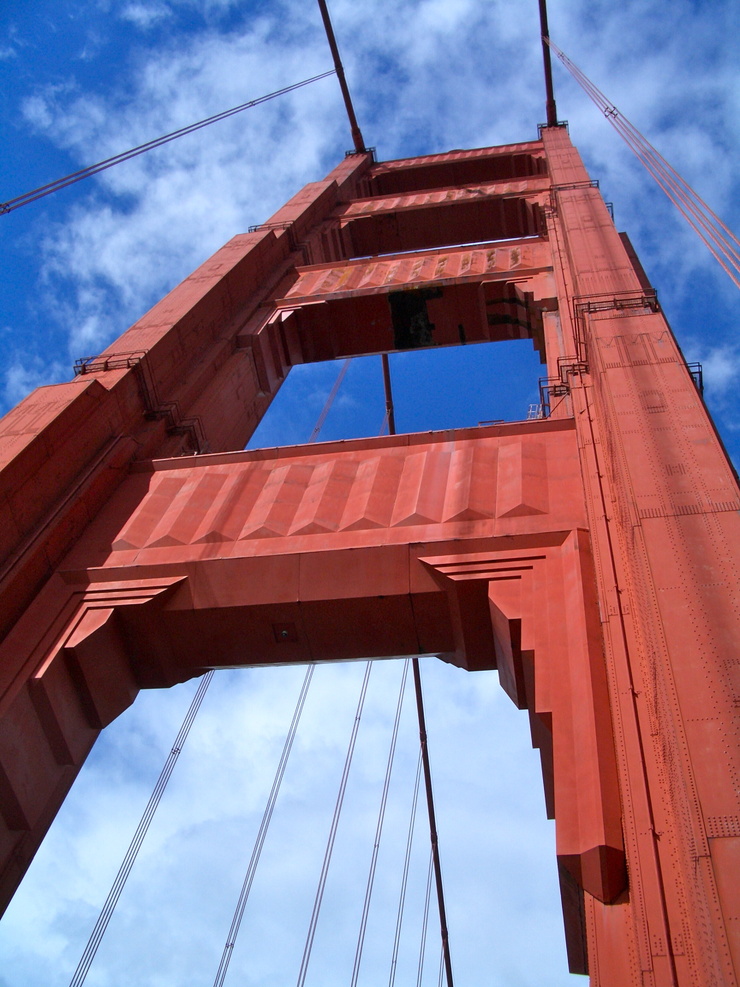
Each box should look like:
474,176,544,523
388,750,424,987
309,358,352,443
555,47,740,276
350,658,410,987
296,661,374,987
544,38,740,290
211,664,315,987
1,71,335,215
69,670,214,987
416,850,435,987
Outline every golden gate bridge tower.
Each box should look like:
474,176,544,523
0,4,738,985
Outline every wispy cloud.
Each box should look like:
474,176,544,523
2,355,68,408
119,1,173,29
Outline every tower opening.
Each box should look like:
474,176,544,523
246,339,543,450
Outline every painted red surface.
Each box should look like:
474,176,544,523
0,132,738,985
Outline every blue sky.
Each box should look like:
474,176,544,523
1,1,739,985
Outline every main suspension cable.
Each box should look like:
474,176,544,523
211,665,315,987
544,38,740,290
560,48,740,274
1,70,336,215
295,661,374,987
68,670,214,987
316,0,366,153
350,658,410,987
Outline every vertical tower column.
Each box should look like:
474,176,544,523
543,125,740,987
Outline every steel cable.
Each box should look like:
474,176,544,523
68,670,214,987
295,661,374,987
350,658,410,987
545,38,740,290
559,47,740,257
1,71,336,215
309,358,352,443
388,750,424,987
416,850,435,987
606,114,740,285
557,50,740,278
211,664,315,987
412,658,454,987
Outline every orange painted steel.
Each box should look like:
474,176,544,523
0,132,738,985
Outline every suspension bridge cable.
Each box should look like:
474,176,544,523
544,38,740,290
537,0,558,127
309,358,353,442
549,42,740,282
1,71,336,215
211,665,315,987
606,113,740,283
68,670,215,987
350,658,411,987
412,659,454,987
316,0,366,153
388,750,424,987
416,850,435,987
555,46,740,262
556,48,740,276
295,661,374,987
381,354,396,436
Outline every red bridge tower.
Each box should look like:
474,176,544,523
0,126,738,985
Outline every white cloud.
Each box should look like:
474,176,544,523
2,356,68,408
686,342,740,399
120,1,173,29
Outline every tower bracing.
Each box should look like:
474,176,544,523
0,127,738,985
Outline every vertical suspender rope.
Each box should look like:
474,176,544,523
381,354,397,437
211,665,315,987
388,751,424,987
296,661,374,987
69,670,214,987
382,354,455,987
412,660,454,987
416,850,435,987
437,944,445,987
350,658,411,987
